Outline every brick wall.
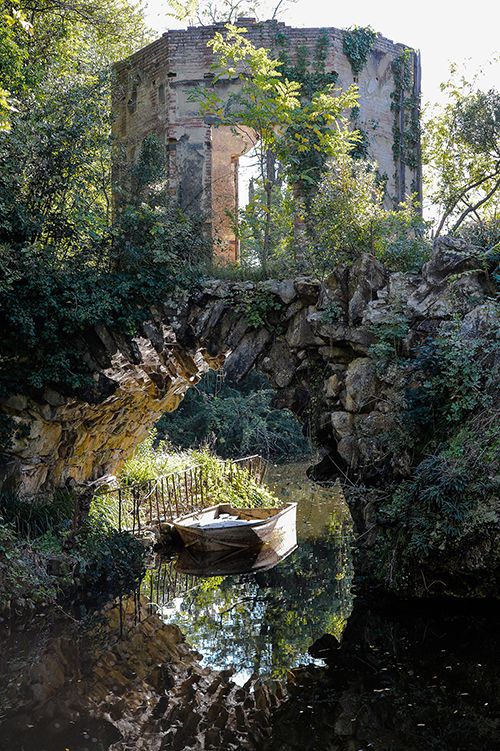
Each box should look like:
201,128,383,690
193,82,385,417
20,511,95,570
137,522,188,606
112,20,421,262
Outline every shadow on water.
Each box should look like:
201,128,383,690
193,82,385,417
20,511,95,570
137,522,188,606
0,463,498,750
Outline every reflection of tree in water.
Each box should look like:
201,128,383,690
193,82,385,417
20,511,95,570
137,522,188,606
148,520,354,679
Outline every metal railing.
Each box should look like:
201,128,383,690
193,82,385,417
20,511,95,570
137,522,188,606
94,454,268,534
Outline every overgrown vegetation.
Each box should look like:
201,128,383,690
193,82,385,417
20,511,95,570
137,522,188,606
342,26,377,76
0,0,211,452
310,155,429,273
362,307,500,596
0,491,146,616
195,23,359,272
391,48,421,192
204,25,427,276
116,436,282,509
1,96,206,450
156,371,310,461
1,0,499,612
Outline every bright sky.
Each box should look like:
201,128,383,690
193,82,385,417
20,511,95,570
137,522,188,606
143,0,499,107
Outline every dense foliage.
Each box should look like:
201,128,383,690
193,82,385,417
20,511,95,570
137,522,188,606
363,306,500,596
156,371,310,460
238,153,429,276
0,0,209,430
1,105,206,452
0,490,146,615
424,66,500,236
309,156,429,273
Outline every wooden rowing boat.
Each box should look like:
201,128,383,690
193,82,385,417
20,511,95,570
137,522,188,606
172,502,297,552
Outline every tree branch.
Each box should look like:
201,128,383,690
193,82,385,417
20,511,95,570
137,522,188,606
435,166,500,237
450,177,500,234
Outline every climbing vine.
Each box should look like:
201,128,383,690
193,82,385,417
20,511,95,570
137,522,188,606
391,49,421,195
342,26,377,76
276,30,339,98
273,30,352,203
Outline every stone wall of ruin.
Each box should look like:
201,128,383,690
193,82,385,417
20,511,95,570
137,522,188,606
112,20,422,261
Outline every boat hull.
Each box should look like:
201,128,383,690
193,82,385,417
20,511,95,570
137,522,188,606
173,503,297,552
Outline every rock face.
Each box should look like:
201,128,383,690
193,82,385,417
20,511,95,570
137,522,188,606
0,237,495,496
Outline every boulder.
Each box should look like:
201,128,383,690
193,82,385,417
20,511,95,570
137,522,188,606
259,279,297,304
294,277,321,303
224,328,272,381
324,374,342,399
422,235,483,285
342,358,379,413
348,254,388,325
261,338,297,388
286,309,324,348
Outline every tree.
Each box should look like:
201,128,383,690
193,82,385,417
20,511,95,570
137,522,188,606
0,0,152,259
311,154,429,273
0,1,32,131
195,24,358,271
156,370,310,460
166,0,297,25
424,65,500,236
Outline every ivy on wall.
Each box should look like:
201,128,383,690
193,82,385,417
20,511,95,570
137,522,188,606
350,126,370,159
342,26,377,76
391,48,421,197
273,30,343,202
275,30,338,98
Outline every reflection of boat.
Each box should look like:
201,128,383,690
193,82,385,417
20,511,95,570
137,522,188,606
176,531,297,576
172,502,297,552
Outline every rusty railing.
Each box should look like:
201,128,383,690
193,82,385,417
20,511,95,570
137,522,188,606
93,454,268,534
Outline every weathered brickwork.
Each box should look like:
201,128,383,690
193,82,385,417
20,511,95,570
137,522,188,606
113,20,422,261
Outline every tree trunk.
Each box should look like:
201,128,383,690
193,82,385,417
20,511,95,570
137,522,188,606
261,149,277,275
292,181,307,272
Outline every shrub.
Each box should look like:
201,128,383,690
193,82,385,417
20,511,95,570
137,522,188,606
156,371,310,461
74,520,146,595
113,437,282,510
367,304,500,595
374,417,499,595
310,155,430,274
0,523,59,615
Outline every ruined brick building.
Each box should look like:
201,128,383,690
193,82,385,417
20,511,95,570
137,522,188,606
113,20,421,262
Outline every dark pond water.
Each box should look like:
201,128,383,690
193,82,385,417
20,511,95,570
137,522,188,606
0,464,498,750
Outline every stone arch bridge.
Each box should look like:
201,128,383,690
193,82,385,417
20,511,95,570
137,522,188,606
0,238,494,496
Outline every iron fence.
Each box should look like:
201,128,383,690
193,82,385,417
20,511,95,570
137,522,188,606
93,454,268,534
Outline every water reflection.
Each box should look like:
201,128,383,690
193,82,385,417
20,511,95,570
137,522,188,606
175,532,297,576
140,473,354,681
1,465,497,750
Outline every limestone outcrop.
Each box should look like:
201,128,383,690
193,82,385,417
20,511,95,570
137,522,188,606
0,236,495,496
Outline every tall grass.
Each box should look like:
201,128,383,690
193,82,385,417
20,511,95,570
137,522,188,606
119,432,192,485
90,436,281,528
